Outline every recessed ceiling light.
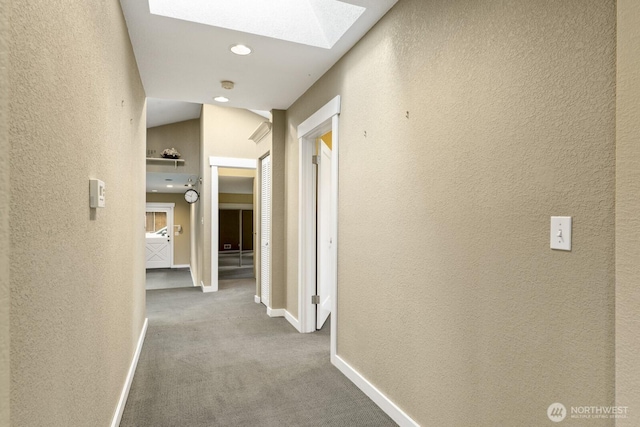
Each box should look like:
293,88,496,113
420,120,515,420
230,44,252,55
214,96,229,103
166,184,174,188
151,190,158,192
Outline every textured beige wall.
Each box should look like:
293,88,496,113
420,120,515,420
616,1,640,425
269,110,286,309
9,1,147,425
286,0,615,425
219,193,253,204
0,0,9,423
219,167,256,178
199,105,266,287
147,119,200,176
146,193,191,266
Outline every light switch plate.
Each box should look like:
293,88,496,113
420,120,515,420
550,216,571,251
89,179,105,208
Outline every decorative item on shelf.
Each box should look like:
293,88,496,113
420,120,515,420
161,148,181,159
186,176,198,188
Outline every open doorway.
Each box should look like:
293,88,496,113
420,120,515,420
297,96,340,342
218,170,255,281
145,197,194,290
208,157,257,292
145,203,174,270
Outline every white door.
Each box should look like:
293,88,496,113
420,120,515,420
260,155,271,306
145,206,173,269
316,141,332,329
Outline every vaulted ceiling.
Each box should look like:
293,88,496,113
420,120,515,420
120,0,398,125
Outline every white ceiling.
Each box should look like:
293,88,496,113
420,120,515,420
146,98,201,128
146,98,271,129
147,172,199,193
120,0,398,114
148,0,366,49
147,173,254,195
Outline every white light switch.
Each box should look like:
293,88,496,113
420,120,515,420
89,179,105,208
550,216,572,251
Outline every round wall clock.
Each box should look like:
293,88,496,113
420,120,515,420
184,188,199,204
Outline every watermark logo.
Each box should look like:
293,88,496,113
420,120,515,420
546,403,629,422
548,403,567,422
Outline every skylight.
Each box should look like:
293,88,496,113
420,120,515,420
148,0,366,49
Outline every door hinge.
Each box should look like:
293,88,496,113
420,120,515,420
311,295,320,305
312,155,320,165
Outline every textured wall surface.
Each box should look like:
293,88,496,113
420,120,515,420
146,193,191,266
9,1,147,425
616,1,640,425
219,193,254,204
285,0,616,425
269,110,286,309
147,119,200,176
0,0,9,423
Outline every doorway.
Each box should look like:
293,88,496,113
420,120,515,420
208,156,257,292
297,96,340,342
145,203,175,269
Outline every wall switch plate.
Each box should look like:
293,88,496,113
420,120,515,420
89,179,105,208
550,216,571,251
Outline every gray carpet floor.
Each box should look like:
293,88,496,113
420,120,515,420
146,268,194,290
219,253,255,280
219,252,254,268
219,267,255,280
120,279,397,427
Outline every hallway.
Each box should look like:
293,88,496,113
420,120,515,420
120,279,397,426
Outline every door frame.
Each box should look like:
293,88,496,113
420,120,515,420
207,156,257,292
297,95,340,354
145,202,175,269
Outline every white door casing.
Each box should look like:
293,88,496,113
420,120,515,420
297,94,340,349
145,203,174,269
316,140,332,329
260,154,271,306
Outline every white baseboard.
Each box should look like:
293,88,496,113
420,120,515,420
254,295,260,304
111,318,148,427
171,264,190,269
200,281,218,293
332,354,418,427
284,310,301,332
267,307,285,317
190,268,197,287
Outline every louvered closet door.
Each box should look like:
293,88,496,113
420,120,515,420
260,155,271,306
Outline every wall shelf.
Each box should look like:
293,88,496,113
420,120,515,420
146,157,185,169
